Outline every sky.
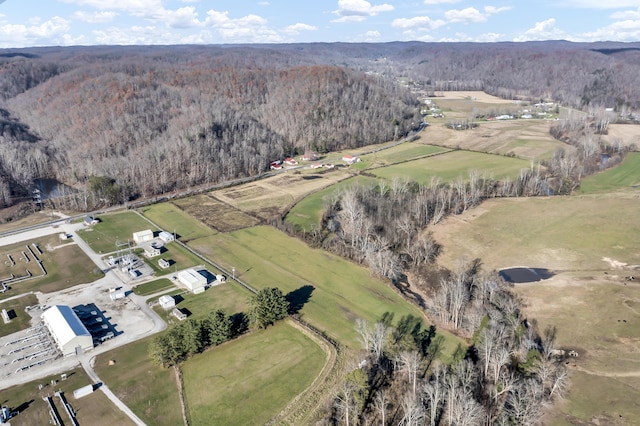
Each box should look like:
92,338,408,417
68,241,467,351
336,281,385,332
0,0,639,48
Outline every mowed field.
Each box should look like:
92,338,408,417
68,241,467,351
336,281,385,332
77,211,157,253
138,202,215,241
578,152,640,194
187,225,462,352
431,192,640,425
352,142,450,170
371,150,530,184
0,293,38,337
0,367,134,426
182,321,326,425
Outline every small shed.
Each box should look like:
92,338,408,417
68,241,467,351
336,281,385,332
158,259,170,269
133,229,154,244
159,231,174,243
172,308,187,321
144,247,160,258
159,295,175,310
84,216,99,226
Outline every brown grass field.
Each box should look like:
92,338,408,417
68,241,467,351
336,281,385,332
212,170,351,220
430,193,640,425
602,123,640,150
172,193,259,232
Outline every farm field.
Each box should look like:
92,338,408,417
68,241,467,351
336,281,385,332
578,152,640,194
602,123,640,150
182,321,326,426
138,202,216,241
356,142,450,170
0,367,134,426
285,175,376,231
172,194,259,233
0,234,103,301
77,211,157,254
371,150,530,184
188,225,462,353
431,192,640,425
94,336,183,426
0,293,38,337
212,169,351,220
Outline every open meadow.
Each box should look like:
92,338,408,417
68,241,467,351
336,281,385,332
94,337,183,426
0,293,38,337
371,149,530,184
0,367,134,426
187,225,462,354
172,194,260,232
182,321,326,425
77,211,158,253
138,202,216,242
578,152,640,194
0,234,103,301
430,192,640,425
353,142,450,170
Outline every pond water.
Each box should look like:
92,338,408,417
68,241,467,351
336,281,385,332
499,267,554,284
33,178,74,200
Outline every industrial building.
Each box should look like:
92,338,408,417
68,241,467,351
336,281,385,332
132,229,154,244
177,269,207,294
159,231,175,243
41,305,93,357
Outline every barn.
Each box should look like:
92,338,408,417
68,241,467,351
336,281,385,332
132,229,154,244
178,269,207,294
41,305,93,357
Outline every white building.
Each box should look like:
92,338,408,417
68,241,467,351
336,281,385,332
144,247,161,258
159,231,175,243
178,269,207,294
159,295,176,310
133,229,154,244
41,305,93,357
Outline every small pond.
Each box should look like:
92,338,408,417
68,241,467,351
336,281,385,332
499,267,554,284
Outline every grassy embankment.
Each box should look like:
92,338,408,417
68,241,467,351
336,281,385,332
578,151,640,194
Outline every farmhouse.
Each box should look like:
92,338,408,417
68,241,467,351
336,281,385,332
270,162,283,170
310,163,323,169
178,268,207,294
41,305,93,357
342,155,361,165
159,295,175,310
159,231,174,243
133,229,154,244
284,157,298,165
300,152,319,162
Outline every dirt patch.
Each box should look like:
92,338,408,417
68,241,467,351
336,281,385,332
173,194,259,232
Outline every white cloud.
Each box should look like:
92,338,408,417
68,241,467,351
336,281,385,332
0,16,80,48
392,16,445,30
73,11,118,23
164,6,201,29
571,18,640,42
514,18,565,41
610,8,640,20
424,0,460,4
284,23,318,35
561,0,640,9
333,0,394,23
203,10,282,42
61,0,164,19
365,30,381,40
444,6,510,24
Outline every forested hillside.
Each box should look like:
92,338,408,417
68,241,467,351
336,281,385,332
0,41,638,210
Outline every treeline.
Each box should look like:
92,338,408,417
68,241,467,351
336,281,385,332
325,266,568,425
0,48,419,208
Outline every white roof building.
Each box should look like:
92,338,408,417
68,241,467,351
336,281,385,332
159,295,176,310
41,305,93,357
178,269,207,294
159,231,175,243
133,229,154,244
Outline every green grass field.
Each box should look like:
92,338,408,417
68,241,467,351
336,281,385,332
77,211,157,253
182,321,326,425
362,143,450,168
133,278,176,296
138,202,216,241
155,281,251,325
0,294,38,337
0,235,103,301
371,150,530,184
433,195,640,272
188,225,454,349
285,175,376,231
578,152,640,194
138,242,203,277
0,367,134,426
94,337,183,426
